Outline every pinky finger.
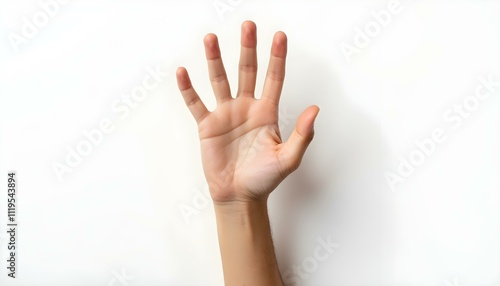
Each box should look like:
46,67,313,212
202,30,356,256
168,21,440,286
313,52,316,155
176,67,210,124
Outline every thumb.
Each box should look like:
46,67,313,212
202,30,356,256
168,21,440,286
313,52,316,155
279,105,320,173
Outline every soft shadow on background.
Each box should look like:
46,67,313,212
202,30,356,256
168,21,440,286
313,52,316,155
269,49,398,286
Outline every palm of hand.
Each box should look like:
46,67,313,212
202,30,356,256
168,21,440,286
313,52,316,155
198,97,284,202
176,21,319,203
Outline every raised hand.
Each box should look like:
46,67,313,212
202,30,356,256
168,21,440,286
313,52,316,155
176,21,319,204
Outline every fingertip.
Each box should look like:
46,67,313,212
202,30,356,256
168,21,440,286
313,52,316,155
241,20,257,48
296,105,319,139
176,66,186,76
176,67,191,90
304,105,320,120
275,31,287,40
272,31,287,57
204,33,221,59
242,20,256,31
311,105,320,118
204,33,219,48
309,105,320,135
176,67,188,81
204,33,217,42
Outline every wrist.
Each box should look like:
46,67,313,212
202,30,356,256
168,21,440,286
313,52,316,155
213,197,269,220
212,191,283,286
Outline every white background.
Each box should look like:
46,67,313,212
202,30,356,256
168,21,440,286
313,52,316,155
0,0,499,285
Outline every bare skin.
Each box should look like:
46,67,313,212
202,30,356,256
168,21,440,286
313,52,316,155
176,20,319,286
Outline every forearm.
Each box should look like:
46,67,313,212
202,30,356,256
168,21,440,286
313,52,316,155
214,198,283,286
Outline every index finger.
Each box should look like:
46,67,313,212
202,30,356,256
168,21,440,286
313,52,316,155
261,31,287,105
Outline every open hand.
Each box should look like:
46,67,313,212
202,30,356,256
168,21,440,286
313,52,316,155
176,21,319,204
